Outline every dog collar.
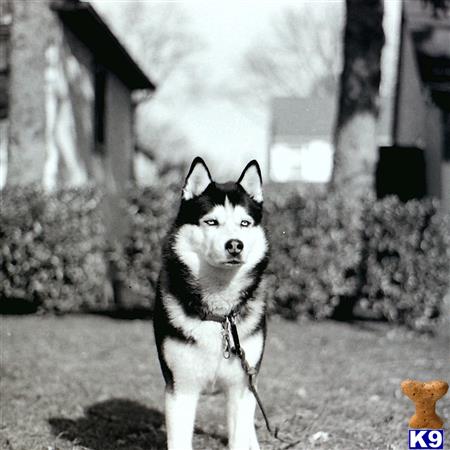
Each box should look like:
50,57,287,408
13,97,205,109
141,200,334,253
199,309,238,323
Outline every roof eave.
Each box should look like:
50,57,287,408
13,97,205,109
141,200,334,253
50,0,156,91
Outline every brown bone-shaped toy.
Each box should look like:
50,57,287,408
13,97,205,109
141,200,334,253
401,379,448,429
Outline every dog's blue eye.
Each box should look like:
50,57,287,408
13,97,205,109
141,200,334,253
240,220,251,227
204,219,219,226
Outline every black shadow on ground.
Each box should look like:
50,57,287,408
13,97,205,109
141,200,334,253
49,398,227,450
0,298,39,315
88,307,154,320
49,399,165,449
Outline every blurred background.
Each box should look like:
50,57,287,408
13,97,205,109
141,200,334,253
0,0,449,328
1,2,450,449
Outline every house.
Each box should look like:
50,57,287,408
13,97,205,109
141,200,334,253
0,0,155,192
387,0,450,210
269,0,449,212
268,97,336,183
268,96,392,184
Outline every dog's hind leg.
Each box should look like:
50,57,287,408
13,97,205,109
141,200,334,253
165,387,200,450
226,384,260,450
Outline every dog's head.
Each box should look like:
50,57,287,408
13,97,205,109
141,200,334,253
173,157,268,274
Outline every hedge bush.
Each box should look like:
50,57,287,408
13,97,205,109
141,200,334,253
0,186,110,313
263,190,450,330
362,197,450,331
117,184,449,330
1,183,449,331
264,187,363,319
115,180,178,311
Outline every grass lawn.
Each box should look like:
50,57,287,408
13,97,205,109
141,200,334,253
1,315,449,450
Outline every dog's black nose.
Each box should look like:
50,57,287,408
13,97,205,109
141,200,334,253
225,239,244,256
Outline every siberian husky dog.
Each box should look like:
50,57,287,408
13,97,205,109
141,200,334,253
154,157,269,450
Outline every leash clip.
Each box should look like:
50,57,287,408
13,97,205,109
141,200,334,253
221,317,232,359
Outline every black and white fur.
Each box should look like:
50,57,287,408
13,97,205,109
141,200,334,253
154,157,269,450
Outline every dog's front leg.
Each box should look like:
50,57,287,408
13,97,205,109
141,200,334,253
227,383,260,450
165,387,199,450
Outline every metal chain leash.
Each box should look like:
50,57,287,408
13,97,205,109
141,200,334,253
221,314,304,448
225,314,275,436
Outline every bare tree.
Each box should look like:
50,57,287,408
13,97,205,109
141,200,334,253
96,2,202,88
232,4,343,108
329,0,385,196
93,2,203,164
330,0,449,197
328,0,448,318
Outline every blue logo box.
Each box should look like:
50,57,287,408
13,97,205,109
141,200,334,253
408,429,444,449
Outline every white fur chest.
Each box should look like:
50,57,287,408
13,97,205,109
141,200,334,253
163,322,264,391
200,280,245,316
162,293,265,391
194,261,253,316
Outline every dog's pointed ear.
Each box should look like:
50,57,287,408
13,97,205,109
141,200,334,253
183,157,212,200
237,160,263,203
